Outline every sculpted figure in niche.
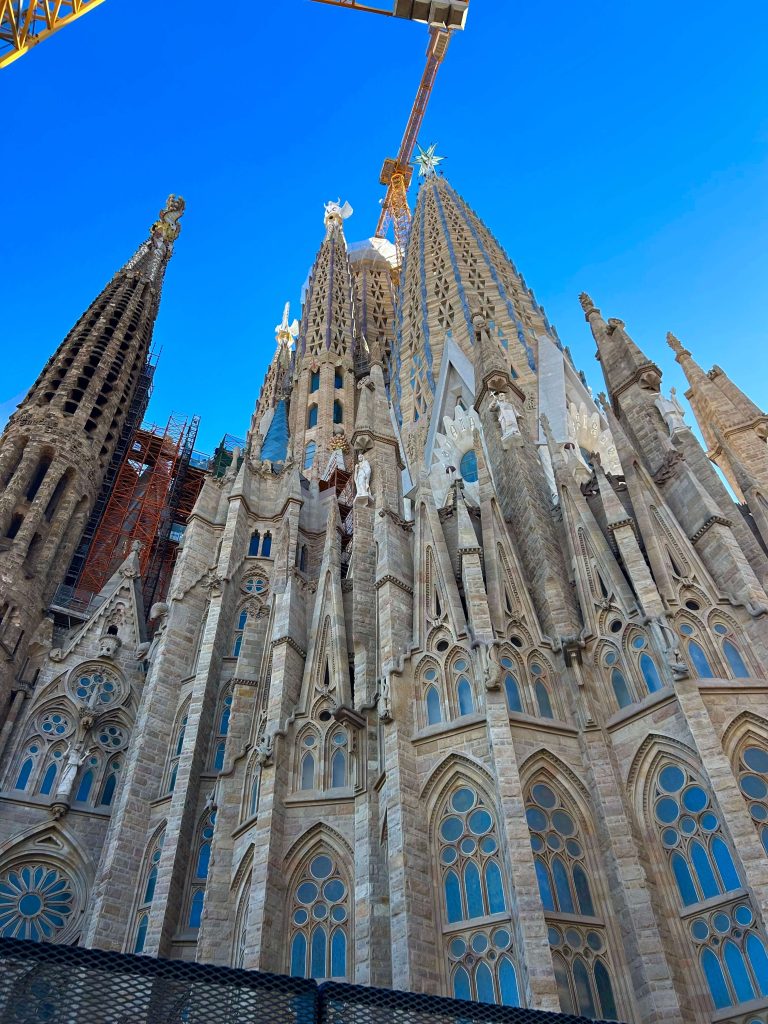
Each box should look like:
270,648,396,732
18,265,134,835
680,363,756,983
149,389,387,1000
54,745,91,805
490,390,523,448
655,388,687,436
354,454,372,503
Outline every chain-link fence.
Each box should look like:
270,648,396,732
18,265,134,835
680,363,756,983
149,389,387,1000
0,938,618,1024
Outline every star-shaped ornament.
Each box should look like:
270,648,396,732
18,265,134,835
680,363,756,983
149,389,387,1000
414,143,444,178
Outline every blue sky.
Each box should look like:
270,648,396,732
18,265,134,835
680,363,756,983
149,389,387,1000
2,0,767,454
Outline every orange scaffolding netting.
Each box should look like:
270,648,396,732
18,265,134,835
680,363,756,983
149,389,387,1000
79,413,195,596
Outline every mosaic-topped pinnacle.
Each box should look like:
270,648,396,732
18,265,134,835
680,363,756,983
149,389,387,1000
275,301,299,348
150,194,185,246
415,143,444,178
323,198,353,234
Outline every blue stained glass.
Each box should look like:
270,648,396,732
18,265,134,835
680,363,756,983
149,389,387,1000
552,857,575,913
144,866,157,904
196,842,211,880
594,960,618,1020
15,758,33,790
40,763,57,796
214,742,225,772
553,954,575,1014
459,450,478,483
444,870,463,923
691,841,720,899
457,678,474,716
712,837,741,892
333,400,343,424
611,669,632,708
310,927,327,978
331,749,346,788
485,860,506,913
746,933,768,996
426,686,442,724
330,929,346,978
640,654,663,693
307,406,318,429
476,961,495,1003
534,858,555,911
453,966,471,1001
724,940,756,1003
573,957,597,1018
175,718,188,756
304,441,316,471
723,641,749,678
261,400,289,461
498,957,520,1007
688,640,715,678
188,889,204,928
290,932,307,977
134,914,148,954
99,768,118,806
232,636,243,658
573,865,595,916
535,681,554,719
262,533,272,557
168,765,178,794
301,753,315,790
219,707,230,736
504,674,522,712
75,770,93,803
248,533,260,556
672,852,698,906
310,371,320,393
465,861,484,918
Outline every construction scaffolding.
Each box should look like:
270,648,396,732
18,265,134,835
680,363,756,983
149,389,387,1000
63,413,201,612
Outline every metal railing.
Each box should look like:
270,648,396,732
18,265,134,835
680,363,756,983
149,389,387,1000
0,937,618,1024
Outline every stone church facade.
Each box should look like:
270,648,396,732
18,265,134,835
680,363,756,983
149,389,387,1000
1,175,768,1024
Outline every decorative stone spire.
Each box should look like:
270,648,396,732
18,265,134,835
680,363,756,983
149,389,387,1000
580,293,661,411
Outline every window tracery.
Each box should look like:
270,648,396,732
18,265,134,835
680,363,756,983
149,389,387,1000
186,810,216,930
295,715,355,794
650,758,768,1011
134,829,164,954
525,779,618,1020
0,863,76,941
288,851,350,980
712,621,751,678
735,743,768,854
67,666,123,709
165,702,189,795
211,687,233,772
435,781,521,1006
602,634,664,711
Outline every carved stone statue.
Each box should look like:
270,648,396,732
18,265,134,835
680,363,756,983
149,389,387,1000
323,199,353,234
254,733,274,767
489,390,523,448
98,632,122,660
655,388,687,436
53,746,90,805
378,675,393,722
354,454,372,504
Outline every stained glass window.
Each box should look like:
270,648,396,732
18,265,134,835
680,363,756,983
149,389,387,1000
736,744,768,855
0,863,75,942
134,831,164,953
288,852,349,980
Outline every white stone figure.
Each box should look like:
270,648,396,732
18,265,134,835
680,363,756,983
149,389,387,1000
98,631,122,659
490,390,523,448
323,199,353,234
655,387,687,436
54,747,90,804
354,454,372,503
275,302,299,347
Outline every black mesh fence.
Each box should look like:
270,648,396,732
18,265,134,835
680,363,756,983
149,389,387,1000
0,938,619,1024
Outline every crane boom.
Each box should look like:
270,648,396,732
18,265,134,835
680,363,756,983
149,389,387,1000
0,0,106,69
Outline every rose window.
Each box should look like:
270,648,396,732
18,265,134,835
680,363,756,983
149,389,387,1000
39,712,71,738
69,669,121,708
289,854,349,979
96,724,127,750
0,864,74,941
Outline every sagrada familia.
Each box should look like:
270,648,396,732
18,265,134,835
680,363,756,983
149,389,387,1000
1,166,768,1024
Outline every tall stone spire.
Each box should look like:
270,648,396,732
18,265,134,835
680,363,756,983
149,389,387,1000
668,332,768,499
291,200,358,478
0,195,184,705
394,174,554,432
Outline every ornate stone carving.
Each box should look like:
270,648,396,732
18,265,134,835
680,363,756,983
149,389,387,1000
489,390,523,448
655,388,688,436
354,454,372,504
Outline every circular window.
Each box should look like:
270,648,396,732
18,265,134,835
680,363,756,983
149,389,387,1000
452,788,475,813
690,919,709,941
310,856,333,880
609,620,622,634
40,712,71,738
659,765,685,794
69,668,122,708
685,600,701,611
744,748,768,774
436,639,450,653
0,864,75,942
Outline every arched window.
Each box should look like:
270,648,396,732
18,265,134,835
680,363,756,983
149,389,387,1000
333,400,343,424
329,730,348,789
232,610,247,658
628,635,664,695
334,368,343,389
679,624,715,678
300,733,317,790
526,779,618,1020
501,657,523,714
233,870,251,968
39,749,64,796
304,442,316,471
134,829,165,953
459,450,478,483
298,545,308,573
451,657,475,718
288,851,350,980
435,781,520,1006
167,707,188,795
74,755,100,803
310,370,320,393
422,665,442,726
99,759,121,806
651,758,768,1011
187,811,216,930
307,405,318,429
735,744,768,855
261,532,272,558
248,531,260,556
530,662,554,719
713,623,750,677
212,689,233,772
14,743,41,790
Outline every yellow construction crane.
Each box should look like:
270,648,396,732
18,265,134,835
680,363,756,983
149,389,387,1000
0,0,106,68
310,0,468,265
